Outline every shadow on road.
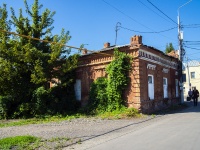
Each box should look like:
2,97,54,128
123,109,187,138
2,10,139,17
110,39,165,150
65,101,200,149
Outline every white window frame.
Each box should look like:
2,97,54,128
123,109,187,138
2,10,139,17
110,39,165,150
74,79,81,101
148,74,154,100
191,72,195,79
163,78,168,98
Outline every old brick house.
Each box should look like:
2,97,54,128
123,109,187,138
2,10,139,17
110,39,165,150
74,35,180,113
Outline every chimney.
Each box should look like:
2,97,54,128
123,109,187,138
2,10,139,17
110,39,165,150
104,42,110,48
130,35,142,46
82,49,87,55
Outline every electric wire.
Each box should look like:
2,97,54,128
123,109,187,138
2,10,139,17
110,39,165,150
102,0,177,41
183,41,200,47
182,24,200,29
101,0,153,31
137,0,172,24
186,52,200,56
147,0,178,25
184,41,200,43
183,24,200,27
0,28,113,56
120,26,177,33
183,26,200,29
184,44,200,46
184,45,200,51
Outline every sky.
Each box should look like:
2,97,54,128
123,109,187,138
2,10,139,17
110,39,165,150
1,0,200,62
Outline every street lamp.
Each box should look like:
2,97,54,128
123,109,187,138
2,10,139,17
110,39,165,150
177,0,192,103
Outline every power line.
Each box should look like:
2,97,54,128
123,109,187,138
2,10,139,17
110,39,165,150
184,42,200,47
101,0,153,31
184,45,200,50
0,28,113,56
183,24,200,27
183,41,200,46
184,26,200,28
146,0,178,25
183,25,200,28
185,52,200,56
120,26,177,33
137,0,172,24
184,44,200,46
102,0,177,41
184,41,200,43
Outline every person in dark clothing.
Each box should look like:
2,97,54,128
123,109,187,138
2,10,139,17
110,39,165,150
188,89,192,100
192,87,199,106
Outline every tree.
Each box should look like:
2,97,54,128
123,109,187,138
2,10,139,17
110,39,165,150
165,43,175,54
0,0,78,118
0,4,17,96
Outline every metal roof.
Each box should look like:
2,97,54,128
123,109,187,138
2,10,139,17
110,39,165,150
183,60,200,67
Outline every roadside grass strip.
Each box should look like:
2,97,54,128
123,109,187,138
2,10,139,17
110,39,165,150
0,135,40,150
0,136,79,150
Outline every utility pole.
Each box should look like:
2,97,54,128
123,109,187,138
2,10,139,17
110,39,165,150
177,12,184,103
177,0,192,103
186,57,191,90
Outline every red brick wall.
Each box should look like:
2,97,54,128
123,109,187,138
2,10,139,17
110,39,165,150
76,41,180,113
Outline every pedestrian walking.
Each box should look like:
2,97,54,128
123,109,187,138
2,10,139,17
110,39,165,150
188,89,192,101
192,87,199,106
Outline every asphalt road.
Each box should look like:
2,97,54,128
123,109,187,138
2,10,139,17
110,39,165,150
72,101,200,150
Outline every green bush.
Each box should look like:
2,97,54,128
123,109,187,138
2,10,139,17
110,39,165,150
124,108,140,117
49,85,80,114
13,103,34,118
0,96,13,119
88,77,108,113
32,86,49,115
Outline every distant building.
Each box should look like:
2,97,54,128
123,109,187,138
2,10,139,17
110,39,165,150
183,60,200,99
75,35,180,113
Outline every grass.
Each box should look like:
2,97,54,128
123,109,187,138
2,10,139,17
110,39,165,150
0,108,144,128
0,136,80,150
0,113,85,128
96,107,144,119
0,104,188,128
0,105,188,149
0,135,41,150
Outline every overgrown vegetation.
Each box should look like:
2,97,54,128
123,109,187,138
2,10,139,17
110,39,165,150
0,135,80,150
97,107,142,119
88,49,132,114
0,0,79,119
0,0,140,120
0,114,84,128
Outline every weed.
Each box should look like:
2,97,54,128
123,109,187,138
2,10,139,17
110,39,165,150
0,136,72,150
0,135,41,150
0,114,86,128
77,139,82,144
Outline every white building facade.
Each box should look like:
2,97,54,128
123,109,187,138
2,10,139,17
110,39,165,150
183,60,200,99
